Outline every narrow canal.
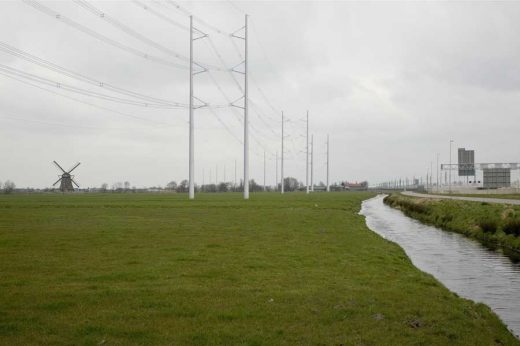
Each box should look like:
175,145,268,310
360,195,520,338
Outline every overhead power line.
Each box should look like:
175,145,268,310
0,113,169,131
207,69,276,154
73,0,187,60
165,0,229,36
250,74,280,118
0,71,186,127
145,0,281,143
73,0,222,71
206,107,243,144
23,0,190,70
203,39,280,143
0,63,183,109
206,38,242,92
0,41,187,108
131,0,189,32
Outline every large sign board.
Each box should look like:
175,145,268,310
458,148,475,176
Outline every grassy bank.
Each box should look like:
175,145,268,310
0,192,518,345
385,194,520,262
432,193,520,200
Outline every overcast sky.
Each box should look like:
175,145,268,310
1,0,520,189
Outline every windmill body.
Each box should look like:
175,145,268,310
52,161,80,192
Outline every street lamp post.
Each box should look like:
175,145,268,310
436,153,439,193
449,140,454,194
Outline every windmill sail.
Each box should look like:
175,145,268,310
52,161,81,192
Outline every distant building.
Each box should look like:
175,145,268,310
343,181,368,191
483,168,511,189
313,185,327,192
458,148,475,177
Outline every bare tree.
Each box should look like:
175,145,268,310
166,181,177,191
176,180,188,193
112,182,123,192
124,181,131,191
100,183,108,192
283,177,300,192
3,180,15,194
204,184,217,193
249,179,262,192
218,182,228,192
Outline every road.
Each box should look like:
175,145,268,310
401,191,520,205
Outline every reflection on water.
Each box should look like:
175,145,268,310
360,195,520,338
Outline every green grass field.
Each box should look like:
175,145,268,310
0,192,517,345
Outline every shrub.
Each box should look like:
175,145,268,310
410,202,428,214
503,219,520,237
436,214,454,228
394,199,429,214
479,218,498,233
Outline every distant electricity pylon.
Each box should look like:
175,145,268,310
306,110,310,194
231,15,249,200
281,111,285,194
311,134,314,192
188,15,209,200
326,134,330,192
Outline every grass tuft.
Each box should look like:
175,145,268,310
479,218,499,234
503,219,520,236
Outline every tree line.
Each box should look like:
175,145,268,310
164,177,308,193
0,177,343,194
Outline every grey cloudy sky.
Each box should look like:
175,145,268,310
1,0,520,188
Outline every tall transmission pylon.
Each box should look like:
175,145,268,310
306,110,309,194
281,111,284,194
311,134,314,192
326,134,330,192
231,15,249,200
188,16,209,200
436,153,439,193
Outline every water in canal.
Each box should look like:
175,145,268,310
360,195,520,338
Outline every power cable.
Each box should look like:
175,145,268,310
132,0,188,32
23,0,189,70
164,0,229,36
0,41,187,107
0,63,182,109
0,71,185,127
73,0,222,71
0,113,166,131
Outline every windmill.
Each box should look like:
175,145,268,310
52,161,80,192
